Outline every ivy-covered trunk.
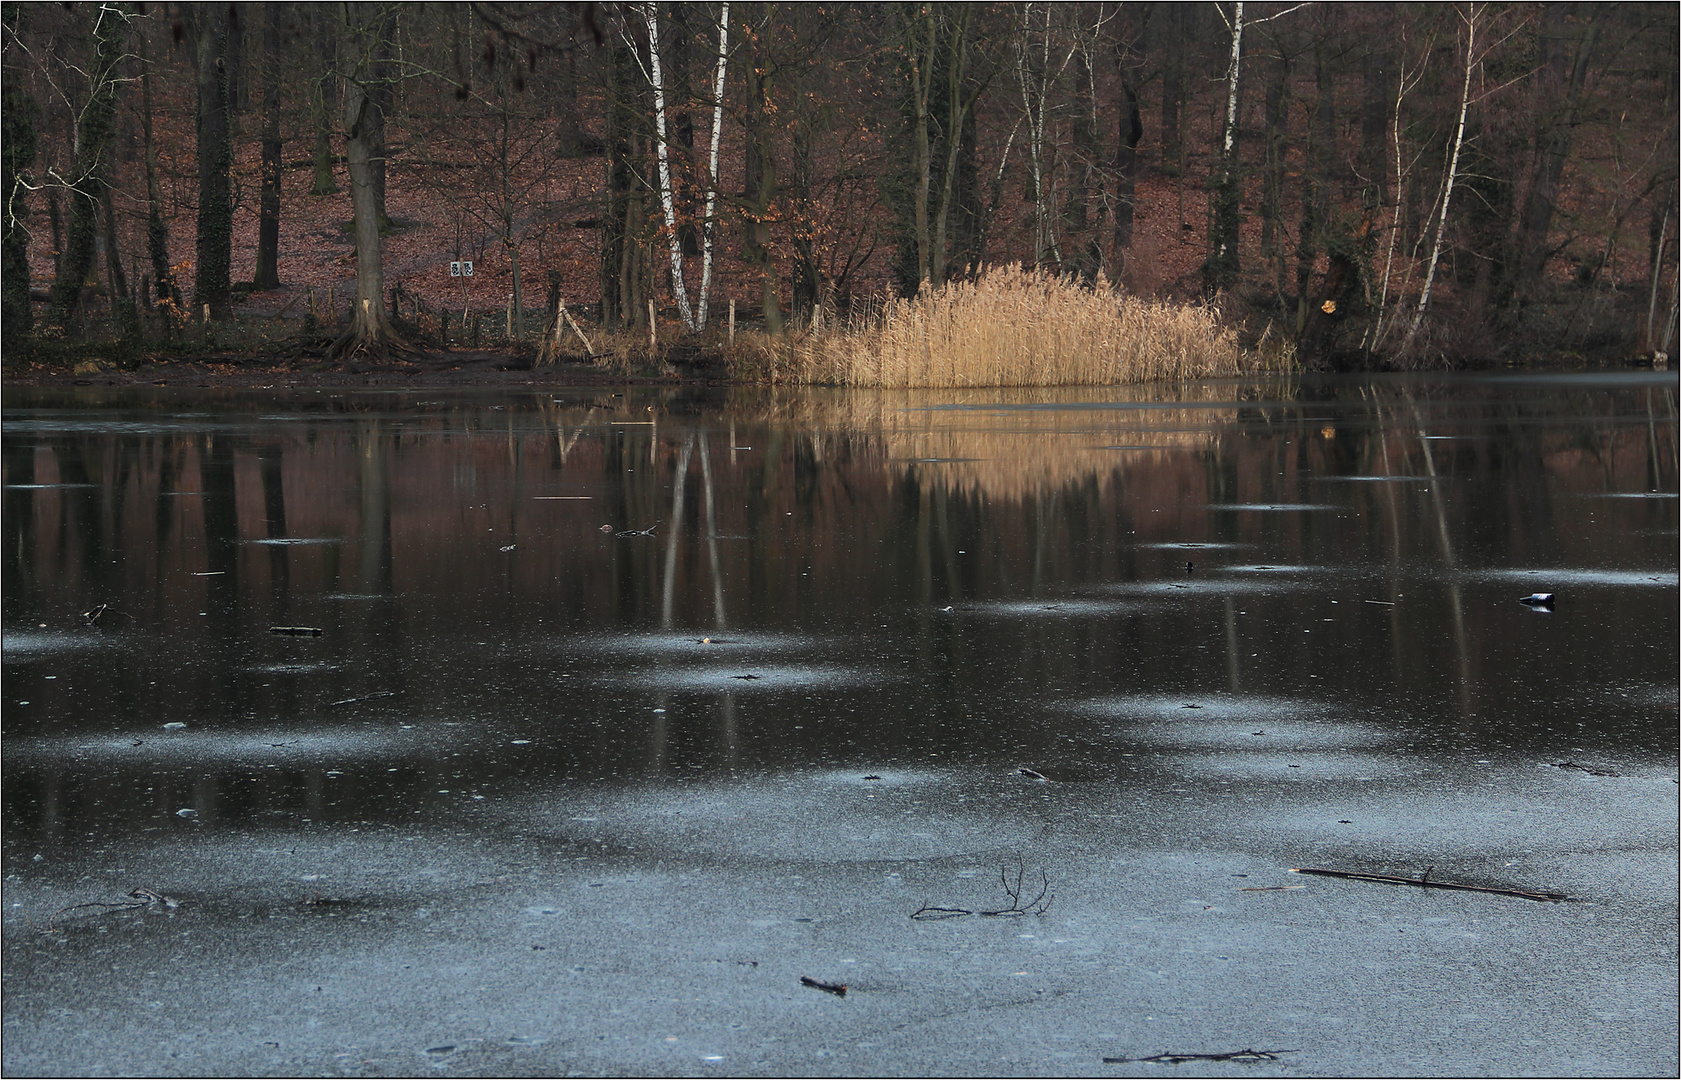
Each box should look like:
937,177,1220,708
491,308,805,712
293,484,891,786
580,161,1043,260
254,2,283,291
137,21,178,317
194,3,234,322
310,3,339,196
1,2,38,349
49,2,128,332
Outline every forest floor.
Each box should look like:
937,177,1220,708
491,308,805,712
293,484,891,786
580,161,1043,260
9,131,1245,394
9,132,1661,391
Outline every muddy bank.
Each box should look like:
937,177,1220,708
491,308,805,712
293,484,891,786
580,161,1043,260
0,348,728,391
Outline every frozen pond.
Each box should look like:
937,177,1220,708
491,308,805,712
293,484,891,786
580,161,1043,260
3,373,1677,1076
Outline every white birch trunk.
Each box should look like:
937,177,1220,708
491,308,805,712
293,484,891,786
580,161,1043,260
642,3,697,331
1018,3,1070,271
1222,4,1243,161
1213,2,1244,271
696,2,729,331
1403,3,1477,356
1372,56,1418,347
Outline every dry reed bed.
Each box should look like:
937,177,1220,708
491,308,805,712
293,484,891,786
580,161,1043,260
766,266,1277,388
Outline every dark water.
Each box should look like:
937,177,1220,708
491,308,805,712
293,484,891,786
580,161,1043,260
4,373,1677,843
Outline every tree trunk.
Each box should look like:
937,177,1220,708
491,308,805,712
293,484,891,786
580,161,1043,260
1261,52,1289,296
254,2,283,291
1065,36,1100,280
743,7,781,332
1111,7,1145,272
931,5,976,284
1,1,38,348
643,2,697,330
225,4,246,114
1508,3,1604,304
696,0,730,330
1295,37,1334,339
908,5,934,289
1402,3,1478,357
46,185,62,287
666,2,701,257
329,4,408,360
601,34,637,329
193,2,234,322
508,238,524,341
368,7,396,230
1158,4,1183,176
49,2,128,331
136,19,177,315
310,3,339,195
102,188,136,333
1019,2,1055,270
1204,1,1244,295
556,51,585,157
1361,40,1391,221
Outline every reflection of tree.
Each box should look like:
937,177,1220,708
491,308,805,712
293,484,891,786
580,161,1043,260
4,383,1675,837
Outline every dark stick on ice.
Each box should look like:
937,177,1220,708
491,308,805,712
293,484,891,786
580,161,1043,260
328,690,398,707
1102,1048,1300,1064
799,976,847,997
1290,867,1566,902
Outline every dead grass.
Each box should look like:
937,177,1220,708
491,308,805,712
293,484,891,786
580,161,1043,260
731,265,1290,387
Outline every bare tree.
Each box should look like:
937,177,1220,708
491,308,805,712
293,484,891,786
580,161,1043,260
47,1,131,331
191,1,233,323
328,2,410,360
1401,2,1480,357
638,1,730,332
253,2,283,291
1,2,40,347
135,12,178,320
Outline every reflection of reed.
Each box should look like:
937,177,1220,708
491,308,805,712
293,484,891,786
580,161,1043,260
731,383,1282,501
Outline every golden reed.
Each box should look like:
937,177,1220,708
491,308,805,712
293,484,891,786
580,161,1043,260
732,265,1288,387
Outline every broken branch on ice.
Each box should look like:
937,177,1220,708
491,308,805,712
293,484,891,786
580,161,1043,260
1102,1048,1300,1064
912,860,1053,920
1289,867,1567,902
799,976,847,997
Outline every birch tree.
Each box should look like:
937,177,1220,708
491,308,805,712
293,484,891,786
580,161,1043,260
1203,0,1245,294
1016,2,1073,271
638,2,730,333
1401,3,1479,357
695,2,730,330
641,3,694,330
1205,2,1308,296
1367,28,1433,351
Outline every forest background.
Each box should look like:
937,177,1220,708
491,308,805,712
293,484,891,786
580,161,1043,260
2,1,1676,376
